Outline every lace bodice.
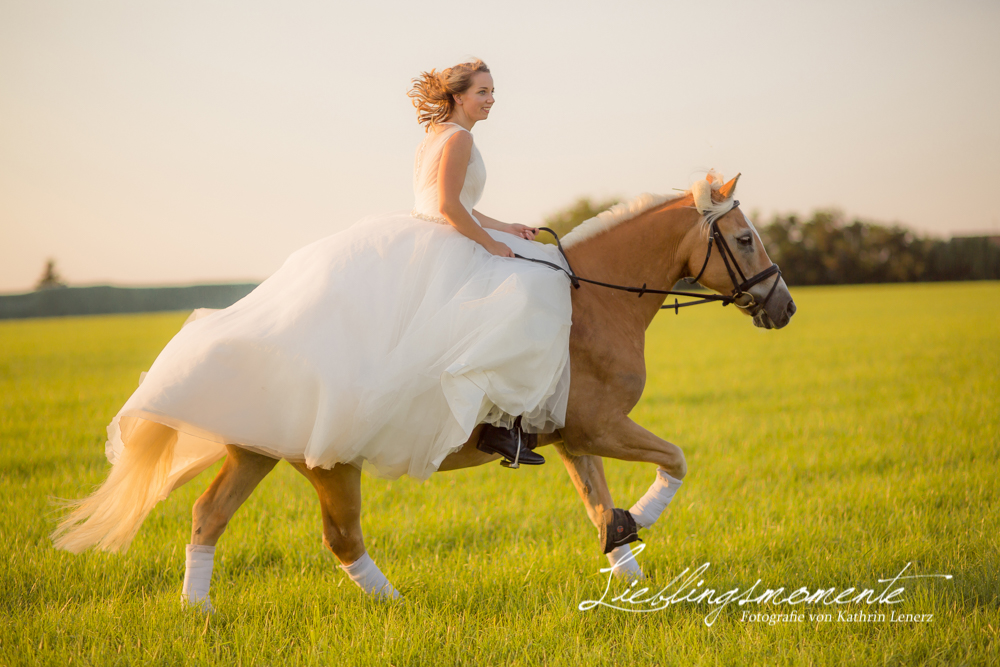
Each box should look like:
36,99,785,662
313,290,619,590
412,122,486,224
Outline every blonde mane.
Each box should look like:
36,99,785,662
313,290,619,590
561,193,681,248
561,171,736,248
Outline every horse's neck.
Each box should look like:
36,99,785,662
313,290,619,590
565,203,697,333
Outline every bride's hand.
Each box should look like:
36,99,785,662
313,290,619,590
485,240,515,258
509,223,538,240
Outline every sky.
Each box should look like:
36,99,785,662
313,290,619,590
1,0,998,293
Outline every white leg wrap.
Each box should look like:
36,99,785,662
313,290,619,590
181,544,215,613
628,467,683,529
607,544,644,580
340,552,401,599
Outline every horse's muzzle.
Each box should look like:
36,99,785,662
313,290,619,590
753,297,796,330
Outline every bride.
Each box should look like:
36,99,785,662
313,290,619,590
53,58,576,599
124,56,572,480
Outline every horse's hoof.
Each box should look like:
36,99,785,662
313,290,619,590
599,508,643,554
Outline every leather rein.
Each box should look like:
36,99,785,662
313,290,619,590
512,199,782,314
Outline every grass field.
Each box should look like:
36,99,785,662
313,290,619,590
2,282,998,666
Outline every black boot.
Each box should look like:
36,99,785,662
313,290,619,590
476,417,544,467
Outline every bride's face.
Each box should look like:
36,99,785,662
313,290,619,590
454,72,494,122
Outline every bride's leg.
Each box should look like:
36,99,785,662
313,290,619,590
291,461,400,599
436,425,502,471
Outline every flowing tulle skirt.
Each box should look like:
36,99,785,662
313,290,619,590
107,211,574,495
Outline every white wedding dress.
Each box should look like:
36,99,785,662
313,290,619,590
107,121,574,491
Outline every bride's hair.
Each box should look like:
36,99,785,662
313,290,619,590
408,59,490,130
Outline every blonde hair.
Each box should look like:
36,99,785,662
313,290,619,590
408,59,490,130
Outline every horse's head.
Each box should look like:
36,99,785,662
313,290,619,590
684,173,796,329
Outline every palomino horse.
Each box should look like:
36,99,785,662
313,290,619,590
53,173,794,603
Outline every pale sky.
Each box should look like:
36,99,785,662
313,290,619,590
2,0,998,293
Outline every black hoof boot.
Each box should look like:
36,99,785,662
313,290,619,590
476,417,544,468
599,508,643,554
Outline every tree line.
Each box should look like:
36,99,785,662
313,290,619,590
541,198,1000,285
757,210,999,285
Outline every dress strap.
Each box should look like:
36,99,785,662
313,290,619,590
437,121,472,136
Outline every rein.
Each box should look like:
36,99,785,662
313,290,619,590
512,199,782,314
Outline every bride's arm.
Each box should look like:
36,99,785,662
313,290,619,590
438,133,513,257
472,210,539,241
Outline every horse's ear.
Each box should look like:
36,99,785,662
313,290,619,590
718,173,741,200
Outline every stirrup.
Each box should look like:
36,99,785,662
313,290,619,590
502,427,526,469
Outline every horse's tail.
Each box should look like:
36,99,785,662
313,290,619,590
51,420,177,553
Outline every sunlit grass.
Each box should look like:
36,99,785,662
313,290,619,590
2,282,998,665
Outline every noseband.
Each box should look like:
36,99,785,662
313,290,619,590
512,199,782,314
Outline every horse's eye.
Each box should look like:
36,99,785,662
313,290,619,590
737,235,753,247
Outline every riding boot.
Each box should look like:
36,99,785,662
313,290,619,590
476,416,545,467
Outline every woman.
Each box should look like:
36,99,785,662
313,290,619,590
54,58,575,558
405,58,564,467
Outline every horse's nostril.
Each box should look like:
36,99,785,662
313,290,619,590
787,300,797,317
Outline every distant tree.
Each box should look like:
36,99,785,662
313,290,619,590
537,196,620,245
35,259,67,290
926,235,1000,281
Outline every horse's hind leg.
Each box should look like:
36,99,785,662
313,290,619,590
191,445,278,546
182,445,278,612
291,462,400,599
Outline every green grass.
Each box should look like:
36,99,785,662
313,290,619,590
2,282,998,666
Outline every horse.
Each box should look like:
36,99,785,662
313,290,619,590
51,172,795,605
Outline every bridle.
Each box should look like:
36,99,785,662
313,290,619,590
684,200,782,311
512,199,782,314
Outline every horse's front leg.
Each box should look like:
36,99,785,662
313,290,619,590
291,461,400,599
551,443,613,528
549,440,644,579
564,415,686,480
562,416,686,554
